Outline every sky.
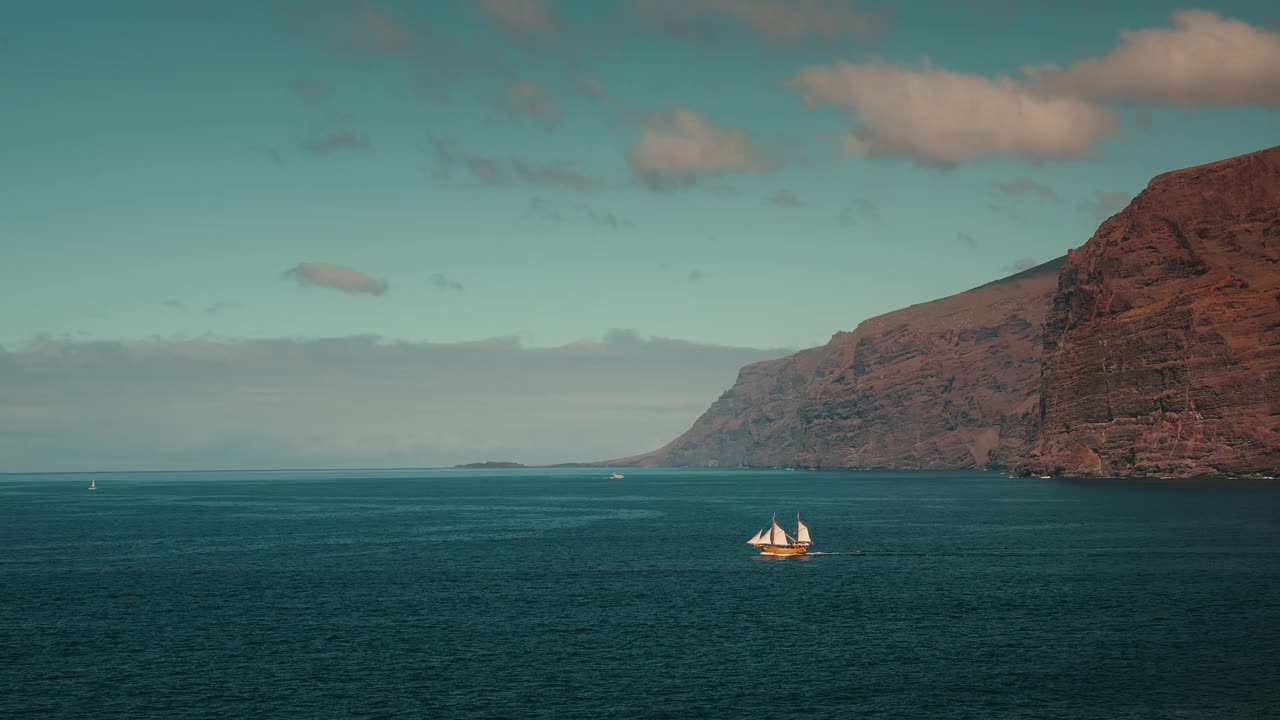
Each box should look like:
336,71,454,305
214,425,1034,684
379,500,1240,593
2,0,1278,471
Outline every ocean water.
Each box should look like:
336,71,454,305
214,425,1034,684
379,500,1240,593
3,468,1279,719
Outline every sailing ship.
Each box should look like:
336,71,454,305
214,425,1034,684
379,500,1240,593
88,478,97,491
745,513,812,555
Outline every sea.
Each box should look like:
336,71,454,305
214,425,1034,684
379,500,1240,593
3,468,1279,719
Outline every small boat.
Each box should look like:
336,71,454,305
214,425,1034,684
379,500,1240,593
88,478,97,491
608,473,624,480
745,513,812,555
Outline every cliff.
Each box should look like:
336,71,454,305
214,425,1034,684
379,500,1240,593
617,145,1280,477
615,258,1065,470
1022,146,1280,478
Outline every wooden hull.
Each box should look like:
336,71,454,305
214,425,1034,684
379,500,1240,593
759,544,807,556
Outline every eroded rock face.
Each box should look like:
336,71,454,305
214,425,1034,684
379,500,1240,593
617,259,1063,470
1022,146,1280,478
618,146,1280,478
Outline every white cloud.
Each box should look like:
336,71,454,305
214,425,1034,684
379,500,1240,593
793,60,1116,166
629,107,762,184
282,262,388,296
1024,11,1280,107
791,61,1117,167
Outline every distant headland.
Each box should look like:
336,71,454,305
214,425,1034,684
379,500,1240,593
452,461,607,469
452,461,527,469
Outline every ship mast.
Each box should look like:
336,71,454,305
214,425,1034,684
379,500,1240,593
769,513,793,546
795,512,812,546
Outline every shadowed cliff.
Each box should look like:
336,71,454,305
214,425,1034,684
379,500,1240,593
612,257,1065,470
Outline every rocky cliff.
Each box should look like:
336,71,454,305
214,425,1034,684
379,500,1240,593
616,258,1065,470
1021,146,1280,478
617,145,1280,477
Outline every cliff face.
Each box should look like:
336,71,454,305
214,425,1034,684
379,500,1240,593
619,258,1064,470
618,145,1280,477
1023,146,1280,478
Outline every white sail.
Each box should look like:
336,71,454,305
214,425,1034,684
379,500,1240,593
745,529,766,545
796,516,812,545
769,518,791,546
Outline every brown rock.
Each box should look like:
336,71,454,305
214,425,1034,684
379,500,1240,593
614,145,1280,478
615,259,1064,470
1023,145,1280,478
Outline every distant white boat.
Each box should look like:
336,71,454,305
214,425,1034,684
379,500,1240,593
88,478,97,491
608,473,624,480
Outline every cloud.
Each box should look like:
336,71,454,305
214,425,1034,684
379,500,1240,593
474,0,562,42
1000,257,1038,274
162,299,237,312
303,131,366,154
309,1,418,56
512,159,603,191
525,196,564,222
633,0,885,46
629,0,719,48
292,80,333,101
282,262,389,296
1024,11,1280,107
300,0,464,65
790,60,1117,167
0,334,790,471
1077,191,1132,222
468,157,502,185
838,198,879,225
498,80,560,128
950,0,1016,16
703,0,884,43
294,1,493,90
588,210,624,229
995,178,1057,199
765,189,803,207
429,137,602,190
430,273,465,292
959,232,978,249
688,269,708,282
524,200,629,228
428,136,455,180
429,138,504,185
572,71,646,128
629,107,763,186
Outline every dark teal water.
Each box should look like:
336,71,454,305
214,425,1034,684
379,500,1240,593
3,469,1280,719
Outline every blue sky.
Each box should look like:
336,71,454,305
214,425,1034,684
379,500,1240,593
2,0,1278,470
